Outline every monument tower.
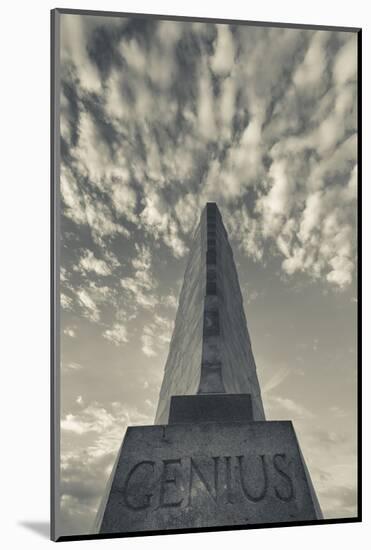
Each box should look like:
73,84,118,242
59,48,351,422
155,202,265,425
94,203,322,534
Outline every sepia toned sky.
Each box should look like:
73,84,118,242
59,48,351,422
58,12,358,536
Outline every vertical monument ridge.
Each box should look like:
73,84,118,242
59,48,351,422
155,203,265,424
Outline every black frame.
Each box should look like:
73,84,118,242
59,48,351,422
51,8,362,542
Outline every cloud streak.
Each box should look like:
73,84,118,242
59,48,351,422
60,18,357,294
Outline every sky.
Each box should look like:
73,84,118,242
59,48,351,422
58,13,358,536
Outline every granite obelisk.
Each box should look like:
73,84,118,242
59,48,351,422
155,202,265,424
94,203,322,535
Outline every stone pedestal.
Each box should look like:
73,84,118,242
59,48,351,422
94,395,322,534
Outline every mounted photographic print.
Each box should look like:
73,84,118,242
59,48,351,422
51,8,361,542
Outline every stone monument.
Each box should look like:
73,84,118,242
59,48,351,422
94,203,322,535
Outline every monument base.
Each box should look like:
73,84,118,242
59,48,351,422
94,402,322,534
169,394,254,423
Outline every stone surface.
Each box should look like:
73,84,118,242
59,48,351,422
155,203,265,424
168,394,253,424
94,421,319,534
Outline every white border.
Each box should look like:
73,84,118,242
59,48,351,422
1,1,368,548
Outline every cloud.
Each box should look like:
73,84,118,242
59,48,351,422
62,400,151,440
63,326,76,338
293,31,329,92
121,278,158,309
269,396,315,419
140,192,187,258
61,15,102,93
120,243,158,310
61,165,129,246
211,25,235,76
175,193,200,235
326,254,354,288
60,18,357,290
64,281,113,324
141,314,173,357
76,288,100,322
319,485,357,518
258,156,297,237
103,323,128,346
262,367,291,394
61,293,73,310
227,206,263,261
153,314,173,344
299,191,323,243
141,329,157,357
197,60,217,141
310,429,347,447
243,285,259,304
119,37,147,73
329,405,347,418
62,403,117,435
62,361,83,372
333,35,357,86
218,75,237,142
161,291,178,309
77,249,111,276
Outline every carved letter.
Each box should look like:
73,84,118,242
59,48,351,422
273,453,295,502
159,459,183,508
123,461,155,510
188,457,219,506
225,456,233,504
238,455,268,502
